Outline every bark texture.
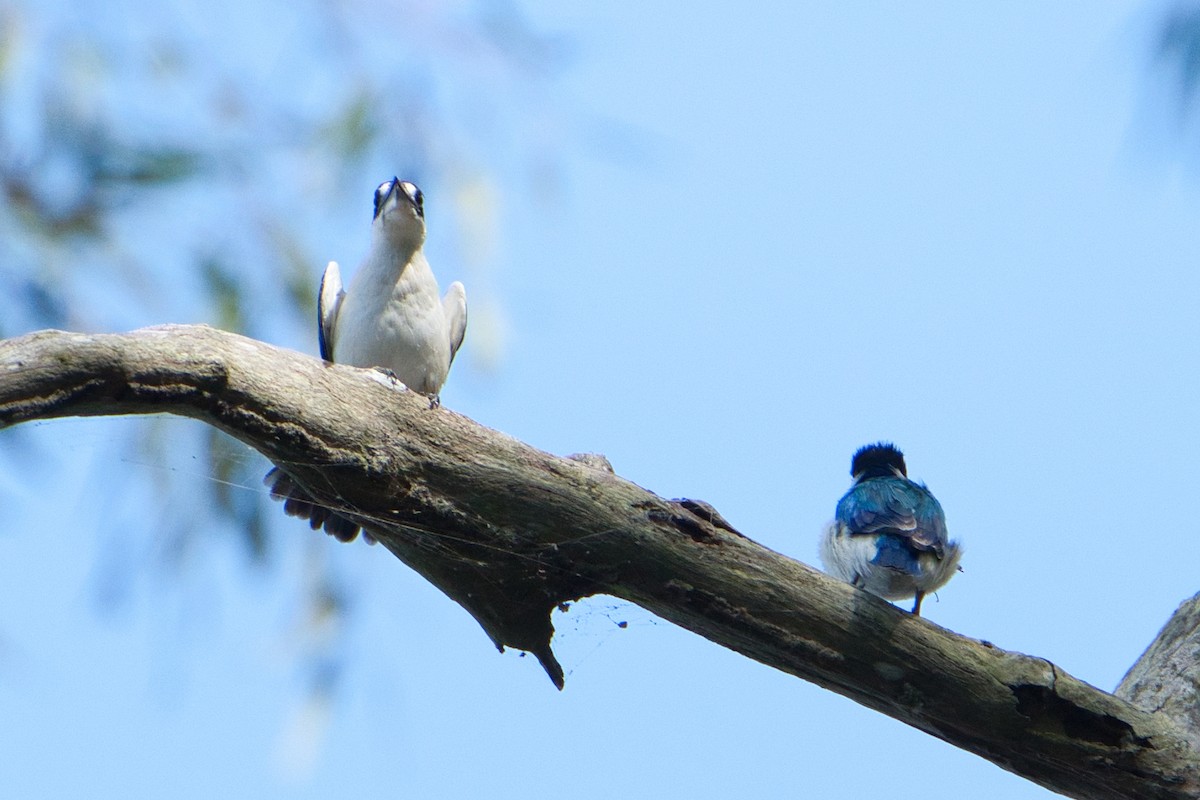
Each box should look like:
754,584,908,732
2,325,1200,800
1118,593,1200,751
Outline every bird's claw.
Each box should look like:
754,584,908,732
367,366,407,392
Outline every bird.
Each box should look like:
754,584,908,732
317,178,467,398
265,177,468,543
819,443,961,615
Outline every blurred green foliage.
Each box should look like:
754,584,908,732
0,0,568,690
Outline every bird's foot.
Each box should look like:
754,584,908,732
374,366,397,380
911,591,925,616
367,367,407,391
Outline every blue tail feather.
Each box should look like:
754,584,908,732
871,536,919,574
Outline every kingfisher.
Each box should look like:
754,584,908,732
820,443,962,615
316,178,467,400
265,178,467,543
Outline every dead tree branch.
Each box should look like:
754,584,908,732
2,325,1198,800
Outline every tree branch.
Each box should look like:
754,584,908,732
2,325,1198,800
1118,593,1200,749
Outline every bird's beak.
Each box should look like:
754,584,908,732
397,180,424,218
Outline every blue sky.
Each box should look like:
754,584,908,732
2,2,1198,798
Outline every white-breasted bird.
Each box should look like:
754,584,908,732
266,177,467,542
820,443,962,615
318,178,467,397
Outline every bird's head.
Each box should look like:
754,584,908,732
371,177,426,248
850,442,907,481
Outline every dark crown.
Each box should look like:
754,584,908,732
850,442,907,479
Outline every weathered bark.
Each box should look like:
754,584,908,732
1119,593,1200,751
2,325,1199,800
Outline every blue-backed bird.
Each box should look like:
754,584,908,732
265,178,468,542
819,443,961,615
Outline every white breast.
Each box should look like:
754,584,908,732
334,251,452,395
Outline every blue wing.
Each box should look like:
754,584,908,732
836,477,948,556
